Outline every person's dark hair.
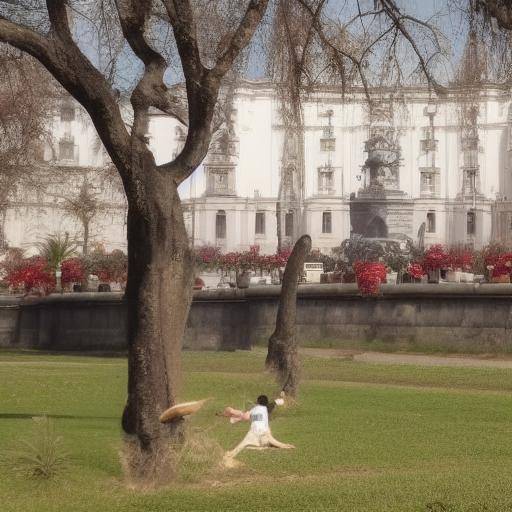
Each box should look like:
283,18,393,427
256,395,269,406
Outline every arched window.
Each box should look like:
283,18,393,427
216,210,226,239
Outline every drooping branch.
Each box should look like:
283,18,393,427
0,8,131,180
379,0,447,95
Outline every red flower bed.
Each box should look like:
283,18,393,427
422,244,449,271
447,247,474,271
5,256,55,294
195,245,292,274
407,262,425,280
354,261,387,296
61,258,85,285
485,253,512,278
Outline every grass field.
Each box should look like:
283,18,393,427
2,349,512,511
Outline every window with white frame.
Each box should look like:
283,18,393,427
59,137,75,160
255,211,265,235
318,166,334,194
322,211,332,234
216,210,227,239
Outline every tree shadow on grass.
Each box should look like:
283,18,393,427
0,413,117,420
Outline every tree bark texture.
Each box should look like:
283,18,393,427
266,234,311,397
120,153,195,483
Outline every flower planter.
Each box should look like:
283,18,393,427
386,272,398,285
427,269,441,284
491,274,510,284
461,272,474,283
193,277,205,290
98,283,111,292
354,262,386,296
342,272,356,283
445,270,462,283
236,271,251,289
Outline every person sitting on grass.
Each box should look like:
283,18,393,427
222,394,294,462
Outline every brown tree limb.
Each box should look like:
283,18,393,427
476,0,512,30
159,0,269,186
115,1,188,129
266,234,311,398
211,0,269,80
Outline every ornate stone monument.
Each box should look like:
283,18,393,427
350,100,414,239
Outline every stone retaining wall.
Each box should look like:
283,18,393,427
1,284,512,352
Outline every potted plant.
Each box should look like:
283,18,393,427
479,243,511,283
354,261,387,296
422,244,448,283
337,235,383,283
61,258,85,292
446,247,474,283
407,262,425,283
382,240,408,284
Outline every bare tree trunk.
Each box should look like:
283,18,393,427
121,162,195,485
266,234,311,397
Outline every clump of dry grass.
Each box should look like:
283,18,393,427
2,416,68,479
175,425,225,483
121,423,224,489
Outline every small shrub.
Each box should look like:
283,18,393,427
2,416,68,479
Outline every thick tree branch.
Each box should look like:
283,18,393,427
160,0,203,80
211,0,269,80
476,0,512,30
159,0,269,186
46,0,73,42
115,0,187,138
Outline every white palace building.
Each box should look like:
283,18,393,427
4,78,512,256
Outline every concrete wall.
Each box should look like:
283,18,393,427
2,284,512,352
0,296,21,346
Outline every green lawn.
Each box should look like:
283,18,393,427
2,349,512,511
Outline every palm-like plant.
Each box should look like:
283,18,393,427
36,233,78,271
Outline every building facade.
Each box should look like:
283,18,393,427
2,81,512,256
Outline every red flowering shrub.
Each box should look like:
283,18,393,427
192,245,293,283
485,253,512,278
447,247,474,271
354,261,387,296
195,245,221,271
5,256,55,294
407,262,425,280
61,258,85,285
422,244,449,271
